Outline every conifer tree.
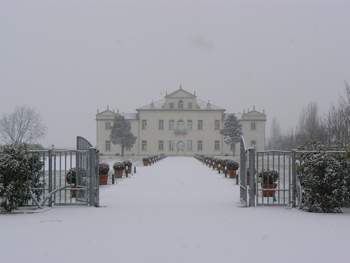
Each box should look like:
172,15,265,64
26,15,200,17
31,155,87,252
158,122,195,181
220,114,242,156
110,115,137,157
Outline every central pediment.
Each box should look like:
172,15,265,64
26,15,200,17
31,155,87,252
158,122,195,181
165,87,197,99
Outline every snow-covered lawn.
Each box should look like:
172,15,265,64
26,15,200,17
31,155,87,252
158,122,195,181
1,157,349,263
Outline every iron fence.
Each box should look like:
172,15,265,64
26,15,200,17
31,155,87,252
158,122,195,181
0,148,99,209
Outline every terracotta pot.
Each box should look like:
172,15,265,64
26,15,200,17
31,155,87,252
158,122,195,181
99,174,108,185
228,170,236,178
143,162,148,166
114,169,123,178
71,185,76,197
261,183,278,197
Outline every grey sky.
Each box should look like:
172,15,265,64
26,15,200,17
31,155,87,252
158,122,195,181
1,0,349,148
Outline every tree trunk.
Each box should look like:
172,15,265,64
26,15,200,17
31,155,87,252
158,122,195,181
121,146,125,157
232,143,236,156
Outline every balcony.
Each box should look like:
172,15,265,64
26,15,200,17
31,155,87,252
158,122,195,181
174,129,187,135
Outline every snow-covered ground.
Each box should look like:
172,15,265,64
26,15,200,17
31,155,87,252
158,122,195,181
1,157,350,263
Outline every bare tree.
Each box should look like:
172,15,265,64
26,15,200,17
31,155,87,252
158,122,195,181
0,105,47,146
269,118,282,150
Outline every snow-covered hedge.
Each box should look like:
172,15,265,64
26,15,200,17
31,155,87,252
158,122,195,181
297,141,350,213
0,143,44,212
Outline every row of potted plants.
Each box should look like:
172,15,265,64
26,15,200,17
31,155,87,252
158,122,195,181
143,154,167,166
194,154,239,178
194,154,279,198
98,160,134,185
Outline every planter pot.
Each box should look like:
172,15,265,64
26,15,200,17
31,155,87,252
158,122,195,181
261,183,278,197
114,169,123,178
99,174,108,185
143,162,149,166
71,185,76,198
228,169,236,178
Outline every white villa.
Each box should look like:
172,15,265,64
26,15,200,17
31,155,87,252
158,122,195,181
96,87,266,156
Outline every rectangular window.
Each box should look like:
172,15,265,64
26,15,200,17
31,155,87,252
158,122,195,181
188,102,192,109
169,120,174,130
251,122,256,130
170,103,174,109
187,120,192,130
215,120,220,130
178,101,183,109
105,122,111,130
159,120,164,130
198,140,203,151
187,140,192,151
169,140,174,151
215,140,220,151
105,140,111,151
251,140,256,147
159,140,164,151
142,120,147,130
142,140,147,151
198,120,203,130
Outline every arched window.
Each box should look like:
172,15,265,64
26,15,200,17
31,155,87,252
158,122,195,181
178,100,183,109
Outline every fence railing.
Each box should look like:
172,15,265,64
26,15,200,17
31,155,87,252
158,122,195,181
0,147,99,209
240,137,349,208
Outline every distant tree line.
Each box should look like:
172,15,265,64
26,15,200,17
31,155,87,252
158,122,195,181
267,81,350,150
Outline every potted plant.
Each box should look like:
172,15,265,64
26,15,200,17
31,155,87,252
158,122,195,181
143,157,150,166
221,159,229,172
113,162,125,178
66,168,87,197
259,170,279,197
216,159,224,171
226,161,239,178
123,160,132,173
99,163,109,185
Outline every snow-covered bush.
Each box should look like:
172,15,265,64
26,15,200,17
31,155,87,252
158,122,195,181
297,141,350,213
66,168,87,185
259,170,279,184
123,160,132,168
99,163,110,175
0,143,44,212
113,162,125,170
226,160,239,170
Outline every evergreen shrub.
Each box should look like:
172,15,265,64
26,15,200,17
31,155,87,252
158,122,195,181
0,143,44,212
297,141,350,213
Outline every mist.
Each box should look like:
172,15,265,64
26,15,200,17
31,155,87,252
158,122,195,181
1,0,349,148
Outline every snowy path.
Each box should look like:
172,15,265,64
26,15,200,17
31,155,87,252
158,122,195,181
1,157,350,263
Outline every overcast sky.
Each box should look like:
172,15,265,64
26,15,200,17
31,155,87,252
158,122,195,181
1,0,350,148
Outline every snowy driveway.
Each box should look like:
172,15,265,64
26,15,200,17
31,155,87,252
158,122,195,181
1,157,350,263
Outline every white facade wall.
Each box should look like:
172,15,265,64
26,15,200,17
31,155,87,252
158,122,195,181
137,110,225,156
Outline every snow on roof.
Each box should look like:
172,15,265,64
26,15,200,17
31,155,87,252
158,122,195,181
137,98,224,111
120,113,137,120
137,99,166,110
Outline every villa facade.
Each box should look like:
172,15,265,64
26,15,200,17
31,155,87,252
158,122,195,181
96,87,266,156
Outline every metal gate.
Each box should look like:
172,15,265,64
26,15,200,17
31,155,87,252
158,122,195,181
25,137,99,208
240,136,297,207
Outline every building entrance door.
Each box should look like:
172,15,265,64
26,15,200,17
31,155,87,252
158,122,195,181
177,141,184,152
